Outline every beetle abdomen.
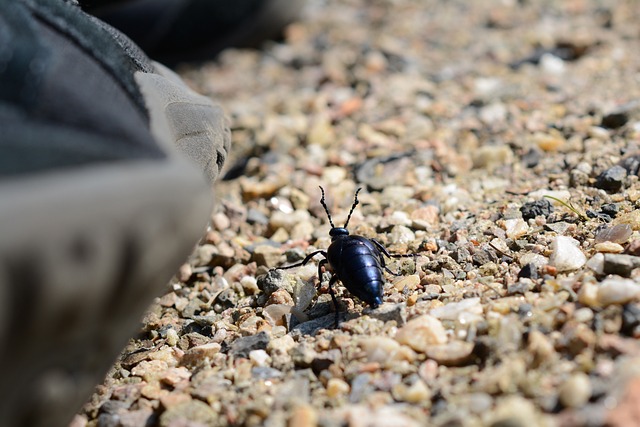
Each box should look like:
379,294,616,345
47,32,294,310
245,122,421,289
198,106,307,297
328,238,384,306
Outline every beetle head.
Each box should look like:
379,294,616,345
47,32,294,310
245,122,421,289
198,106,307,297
329,227,349,239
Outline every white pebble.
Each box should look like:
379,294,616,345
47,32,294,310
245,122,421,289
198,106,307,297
597,277,640,306
249,349,271,367
504,218,529,239
549,236,586,272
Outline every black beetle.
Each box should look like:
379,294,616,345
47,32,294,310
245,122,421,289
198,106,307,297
278,186,415,324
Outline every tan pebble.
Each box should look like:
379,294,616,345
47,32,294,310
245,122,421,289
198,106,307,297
595,242,625,253
407,293,419,306
614,210,640,231
559,372,591,408
141,382,168,400
410,206,440,229
326,378,350,398
159,392,192,409
359,337,416,363
131,360,169,382
393,274,420,291
268,335,296,354
211,212,231,231
533,131,565,151
392,379,431,404
166,328,179,347
181,343,221,366
252,245,283,268
395,315,448,352
177,263,192,282
270,227,290,243
424,341,474,366
162,367,191,386
578,280,600,307
267,288,294,306
289,404,318,427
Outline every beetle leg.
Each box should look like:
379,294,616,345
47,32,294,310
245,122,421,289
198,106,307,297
371,239,417,275
277,250,328,270
327,274,340,327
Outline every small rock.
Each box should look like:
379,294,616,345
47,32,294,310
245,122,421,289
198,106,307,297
520,199,554,220
249,349,271,367
267,288,295,306
595,242,625,253
230,332,270,358
367,303,407,326
359,337,415,363
263,304,292,326
395,315,447,352
504,218,530,239
606,377,640,427
410,205,440,229
595,224,633,244
392,379,431,403
518,263,539,280
559,372,592,408
597,277,640,306
252,245,283,268
326,378,350,398
595,166,627,192
549,236,587,272
424,341,475,366
614,210,640,231
177,263,192,282
586,253,605,275
429,297,483,323
393,274,420,291
603,254,640,276
389,225,415,245
159,400,218,427
181,343,221,366
289,404,318,427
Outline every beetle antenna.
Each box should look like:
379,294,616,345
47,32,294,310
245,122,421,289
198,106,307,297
344,187,362,229
319,186,336,228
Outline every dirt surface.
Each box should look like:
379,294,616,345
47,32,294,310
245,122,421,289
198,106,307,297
77,1,640,426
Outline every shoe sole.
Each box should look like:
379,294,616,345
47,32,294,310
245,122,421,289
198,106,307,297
0,156,213,426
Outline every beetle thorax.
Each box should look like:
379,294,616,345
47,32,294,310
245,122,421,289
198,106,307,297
329,227,349,240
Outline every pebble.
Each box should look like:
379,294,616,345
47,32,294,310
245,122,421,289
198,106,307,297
181,343,221,366
595,165,627,192
558,372,592,408
520,199,554,220
586,253,605,275
230,332,270,358
289,404,318,427
367,303,407,326
326,378,350,398
393,274,420,291
549,236,587,272
249,349,272,367
395,315,448,352
603,253,640,276
597,277,640,306
359,337,416,364
410,205,440,229
159,400,218,427
595,242,625,253
595,224,633,243
429,297,483,323
423,341,475,366
504,218,529,239
252,245,283,268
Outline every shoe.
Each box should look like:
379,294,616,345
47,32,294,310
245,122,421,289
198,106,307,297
0,1,230,426
81,0,305,65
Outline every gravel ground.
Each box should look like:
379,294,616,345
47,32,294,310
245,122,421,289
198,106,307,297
76,1,640,426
